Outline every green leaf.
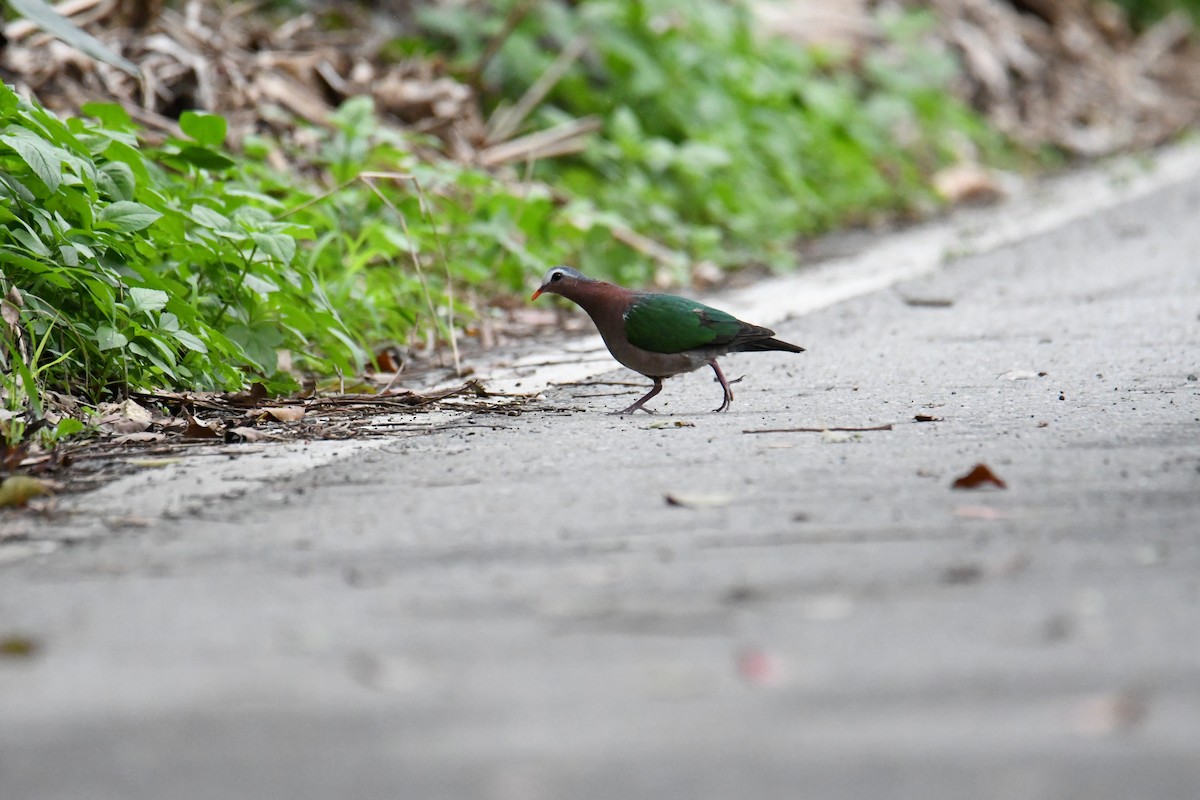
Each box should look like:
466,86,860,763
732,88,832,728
170,330,208,353
128,340,176,378
127,287,169,315
81,102,134,131
8,225,51,257
101,140,150,183
242,274,279,296
98,201,161,232
189,205,233,231
226,322,283,374
0,127,64,192
53,418,86,439
251,232,296,264
6,0,139,76
179,112,227,148
97,161,136,201
172,145,236,171
96,325,128,351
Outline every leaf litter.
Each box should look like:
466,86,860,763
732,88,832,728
3,378,538,503
952,463,1008,490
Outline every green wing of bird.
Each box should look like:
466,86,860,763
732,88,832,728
623,294,747,354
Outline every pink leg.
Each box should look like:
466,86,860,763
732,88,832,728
615,377,663,414
709,360,733,412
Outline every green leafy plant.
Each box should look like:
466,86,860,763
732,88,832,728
2,0,1023,444
423,0,1010,279
0,83,641,427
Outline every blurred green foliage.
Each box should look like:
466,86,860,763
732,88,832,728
422,0,1009,280
1109,0,1200,27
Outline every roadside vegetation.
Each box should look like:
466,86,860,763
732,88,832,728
0,0,1125,456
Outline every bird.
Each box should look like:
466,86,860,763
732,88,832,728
531,266,804,414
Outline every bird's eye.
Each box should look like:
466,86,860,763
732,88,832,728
550,271,564,282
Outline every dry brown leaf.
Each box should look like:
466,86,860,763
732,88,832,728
225,426,263,442
372,348,401,373
0,441,30,472
222,383,268,408
921,0,1200,156
99,399,153,433
0,299,20,330
932,163,1006,205
952,464,1008,490
260,406,304,422
183,417,221,440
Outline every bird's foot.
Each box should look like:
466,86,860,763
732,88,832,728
612,404,655,415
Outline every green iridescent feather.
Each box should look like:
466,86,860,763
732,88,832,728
623,294,744,354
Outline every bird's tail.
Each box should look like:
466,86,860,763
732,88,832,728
740,337,805,354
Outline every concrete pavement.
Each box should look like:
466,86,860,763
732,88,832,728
1,150,1199,799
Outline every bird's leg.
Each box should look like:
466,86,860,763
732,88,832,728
709,359,733,412
614,377,663,414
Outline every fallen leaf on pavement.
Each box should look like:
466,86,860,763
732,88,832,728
0,440,29,471
665,491,734,509
0,476,52,508
260,406,305,422
913,413,943,422
225,426,264,443
222,383,268,407
0,634,40,659
902,296,955,308
952,463,1007,490
932,162,1006,205
372,348,402,373
183,414,221,440
111,432,166,445
98,399,153,433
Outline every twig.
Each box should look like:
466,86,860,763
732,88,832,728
742,424,894,434
610,224,687,271
478,116,601,168
553,379,645,388
353,173,461,376
486,33,590,144
410,176,462,377
468,0,537,84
